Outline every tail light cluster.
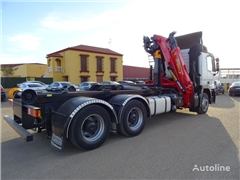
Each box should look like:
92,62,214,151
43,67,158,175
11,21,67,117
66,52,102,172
8,99,13,107
27,106,41,118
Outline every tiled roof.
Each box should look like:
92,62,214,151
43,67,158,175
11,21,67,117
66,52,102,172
46,45,123,57
46,53,63,58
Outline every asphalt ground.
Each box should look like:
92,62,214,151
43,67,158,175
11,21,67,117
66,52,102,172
1,94,239,179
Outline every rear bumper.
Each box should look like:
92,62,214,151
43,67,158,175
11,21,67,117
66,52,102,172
3,115,33,142
229,90,240,95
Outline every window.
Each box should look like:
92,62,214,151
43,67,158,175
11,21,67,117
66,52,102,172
110,77,116,81
110,59,116,72
80,54,89,72
61,82,71,86
207,56,213,71
51,82,60,87
28,84,43,88
81,56,87,71
81,77,88,82
97,57,103,72
96,75,103,83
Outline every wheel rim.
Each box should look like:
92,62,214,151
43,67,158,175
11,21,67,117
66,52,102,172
201,97,209,112
127,107,143,131
81,114,105,142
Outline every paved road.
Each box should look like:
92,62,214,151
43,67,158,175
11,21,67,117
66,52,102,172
1,94,239,179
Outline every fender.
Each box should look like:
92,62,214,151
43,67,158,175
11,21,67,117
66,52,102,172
108,94,151,123
52,96,118,139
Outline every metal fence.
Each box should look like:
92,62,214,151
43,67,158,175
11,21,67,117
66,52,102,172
1,77,53,88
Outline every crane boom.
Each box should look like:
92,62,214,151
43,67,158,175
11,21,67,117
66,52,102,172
144,32,194,108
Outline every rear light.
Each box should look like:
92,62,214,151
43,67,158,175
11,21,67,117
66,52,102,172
27,106,41,117
8,99,13,107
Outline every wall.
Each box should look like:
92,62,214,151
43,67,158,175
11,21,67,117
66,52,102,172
50,49,123,85
11,65,27,77
1,64,47,77
26,64,47,77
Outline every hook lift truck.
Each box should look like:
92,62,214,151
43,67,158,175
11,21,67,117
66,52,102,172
4,31,219,151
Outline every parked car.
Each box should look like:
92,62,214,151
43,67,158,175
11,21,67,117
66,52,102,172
214,80,224,94
47,81,79,91
100,81,119,85
17,81,49,88
78,82,99,90
135,81,145,85
228,82,240,96
118,80,135,85
1,85,7,102
18,82,47,91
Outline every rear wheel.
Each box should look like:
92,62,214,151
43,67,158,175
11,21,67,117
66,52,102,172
119,100,147,137
197,93,209,114
69,105,111,150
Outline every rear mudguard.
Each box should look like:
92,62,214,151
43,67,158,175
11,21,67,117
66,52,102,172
51,97,118,139
108,94,151,122
52,94,150,135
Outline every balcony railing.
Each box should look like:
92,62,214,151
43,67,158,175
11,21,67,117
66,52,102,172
55,66,62,72
48,66,52,72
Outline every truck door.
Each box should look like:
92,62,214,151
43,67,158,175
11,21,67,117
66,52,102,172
198,52,215,90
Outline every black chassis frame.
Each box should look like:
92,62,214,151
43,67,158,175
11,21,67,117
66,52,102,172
5,84,184,142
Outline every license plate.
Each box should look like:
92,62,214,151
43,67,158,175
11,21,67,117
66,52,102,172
51,133,63,150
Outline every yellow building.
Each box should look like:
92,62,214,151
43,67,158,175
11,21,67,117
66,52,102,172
1,63,47,78
45,45,123,85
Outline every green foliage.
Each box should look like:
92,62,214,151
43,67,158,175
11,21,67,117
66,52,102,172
1,66,18,77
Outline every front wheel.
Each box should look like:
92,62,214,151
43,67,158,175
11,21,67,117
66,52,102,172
197,93,209,114
69,105,111,150
119,100,147,137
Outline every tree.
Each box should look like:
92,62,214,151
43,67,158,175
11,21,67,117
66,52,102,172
1,65,18,77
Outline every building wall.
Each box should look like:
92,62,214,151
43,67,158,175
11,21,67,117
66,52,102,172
1,63,47,77
47,49,123,85
123,65,151,80
13,65,27,77
26,64,47,77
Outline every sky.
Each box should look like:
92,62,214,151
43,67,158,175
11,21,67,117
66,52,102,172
1,0,240,68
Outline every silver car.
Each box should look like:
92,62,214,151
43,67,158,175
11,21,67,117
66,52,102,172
17,81,49,88
78,82,99,90
18,82,47,91
100,81,119,85
47,81,79,91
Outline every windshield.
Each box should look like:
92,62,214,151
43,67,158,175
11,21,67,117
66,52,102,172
27,83,43,87
232,82,240,86
81,83,88,86
61,82,71,86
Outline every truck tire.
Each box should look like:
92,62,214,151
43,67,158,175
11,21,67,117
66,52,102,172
197,93,209,114
69,105,111,150
119,100,147,137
